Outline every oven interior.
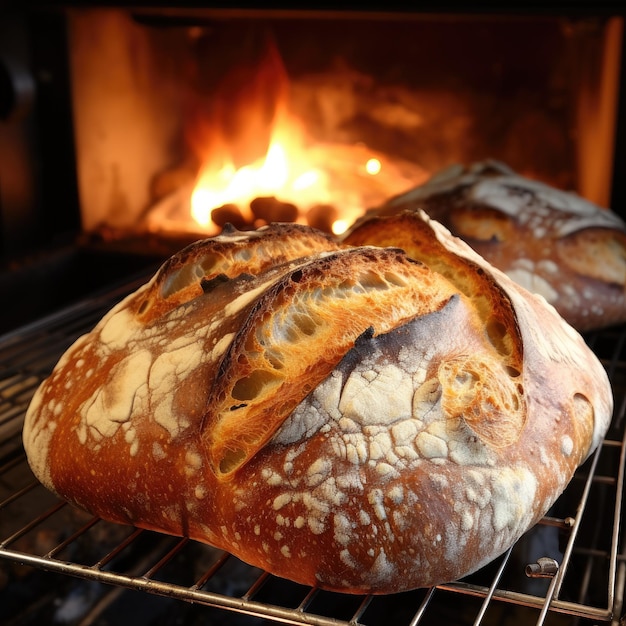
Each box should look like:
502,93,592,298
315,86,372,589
1,5,625,334
1,4,626,625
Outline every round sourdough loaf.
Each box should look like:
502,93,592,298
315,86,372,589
23,217,612,594
363,160,626,332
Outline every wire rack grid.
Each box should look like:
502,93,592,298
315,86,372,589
0,281,625,626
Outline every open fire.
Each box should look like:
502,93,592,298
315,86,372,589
145,133,428,237
141,38,428,237
65,10,622,248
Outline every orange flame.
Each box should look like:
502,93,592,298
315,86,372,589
191,113,344,230
176,38,428,236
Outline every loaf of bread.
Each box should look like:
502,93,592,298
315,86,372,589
23,217,612,594
363,160,626,332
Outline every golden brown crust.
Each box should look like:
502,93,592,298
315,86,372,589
365,160,626,331
23,218,613,594
343,210,524,367
202,246,455,479
135,222,342,322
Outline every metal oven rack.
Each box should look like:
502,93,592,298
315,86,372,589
1,277,625,626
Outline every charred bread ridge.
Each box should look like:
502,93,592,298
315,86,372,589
23,218,612,594
371,160,626,331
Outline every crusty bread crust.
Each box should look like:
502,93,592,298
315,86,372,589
362,160,626,331
23,217,613,594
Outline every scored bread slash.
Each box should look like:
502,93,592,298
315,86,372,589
203,246,457,479
23,216,613,594
135,222,342,320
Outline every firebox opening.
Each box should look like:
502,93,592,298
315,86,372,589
67,8,623,245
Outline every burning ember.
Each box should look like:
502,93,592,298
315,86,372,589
143,37,428,237
189,132,424,235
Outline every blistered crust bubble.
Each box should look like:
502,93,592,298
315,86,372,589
438,354,525,448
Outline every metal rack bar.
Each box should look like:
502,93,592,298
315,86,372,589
92,528,146,570
408,587,437,626
45,516,101,559
350,595,374,623
473,546,513,625
190,550,231,591
0,500,67,548
0,549,356,626
540,443,606,621
242,570,272,601
141,537,190,580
